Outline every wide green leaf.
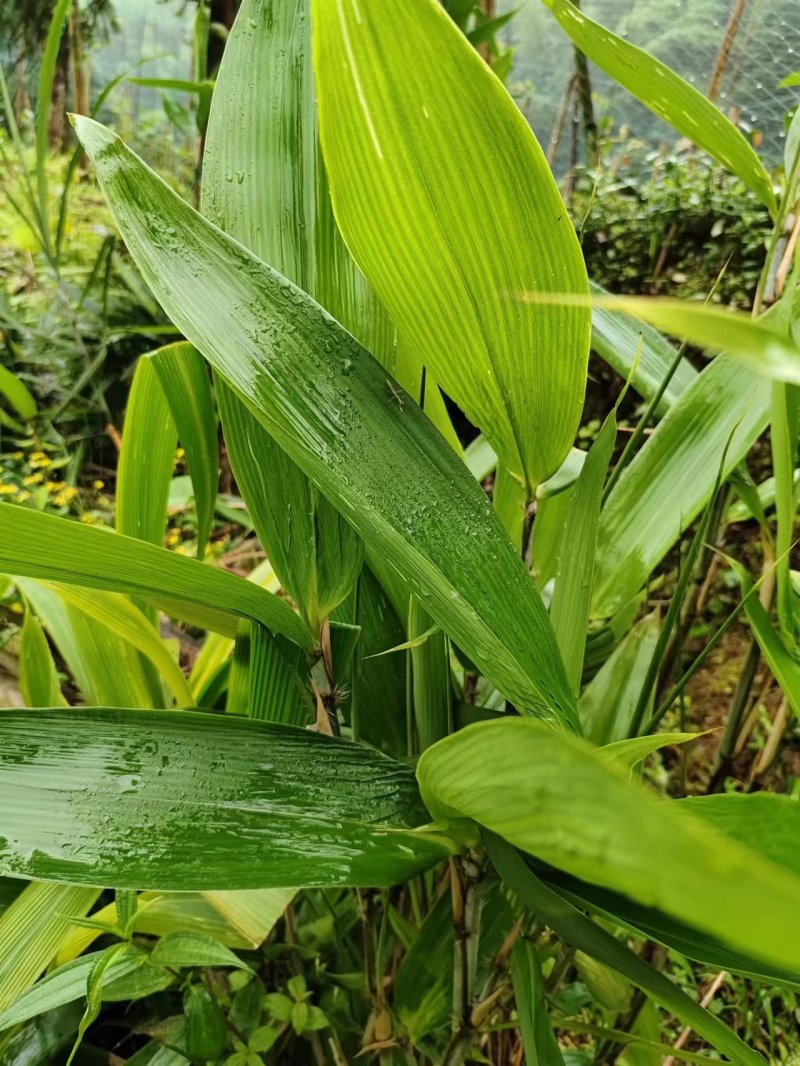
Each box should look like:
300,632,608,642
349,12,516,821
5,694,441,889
0,708,454,890
540,0,776,212
0,505,311,649
73,115,576,726
418,718,800,978
202,0,369,630
314,0,590,490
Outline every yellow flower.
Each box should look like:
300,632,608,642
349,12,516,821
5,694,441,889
10,451,23,460
175,447,185,460
80,513,94,523
0,484,17,495
23,473,43,486
9,603,23,615
30,456,52,469
53,487,78,507
16,491,30,502
93,480,104,490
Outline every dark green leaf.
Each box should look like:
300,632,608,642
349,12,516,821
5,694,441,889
0,708,454,890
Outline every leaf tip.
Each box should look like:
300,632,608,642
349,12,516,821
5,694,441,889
70,114,119,158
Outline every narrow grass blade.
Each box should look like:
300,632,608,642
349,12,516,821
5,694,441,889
510,939,564,1065
117,354,176,547
150,342,218,560
769,382,799,642
550,410,616,695
36,0,72,256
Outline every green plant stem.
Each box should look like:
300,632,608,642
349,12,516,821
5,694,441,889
442,853,483,1066
708,639,761,793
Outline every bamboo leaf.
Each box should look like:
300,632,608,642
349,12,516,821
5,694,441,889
596,295,800,384
202,0,375,631
0,506,312,649
0,708,454,890
543,793,800,987
408,597,451,752
488,837,765,1066
593,358,770,616
149,342,218,560
19,579,163,708
55,890,295,965
225,621,311,726
418,718,800,979
550,411,616,695
0,364,36,421
0,883,100,1013
0,948,147,1033
352,566,408,754
117,354,176,547
39,582,193,707
579,612,660,744
588,281,696,410
540,0,776,213
597,733,699,775
510,939,564,1065
314,0,590,490
73,115,576,727
19,609,64,707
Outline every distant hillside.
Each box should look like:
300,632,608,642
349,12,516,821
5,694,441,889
501,0,799,167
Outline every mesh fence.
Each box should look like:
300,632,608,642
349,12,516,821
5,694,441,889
501,0,800,171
